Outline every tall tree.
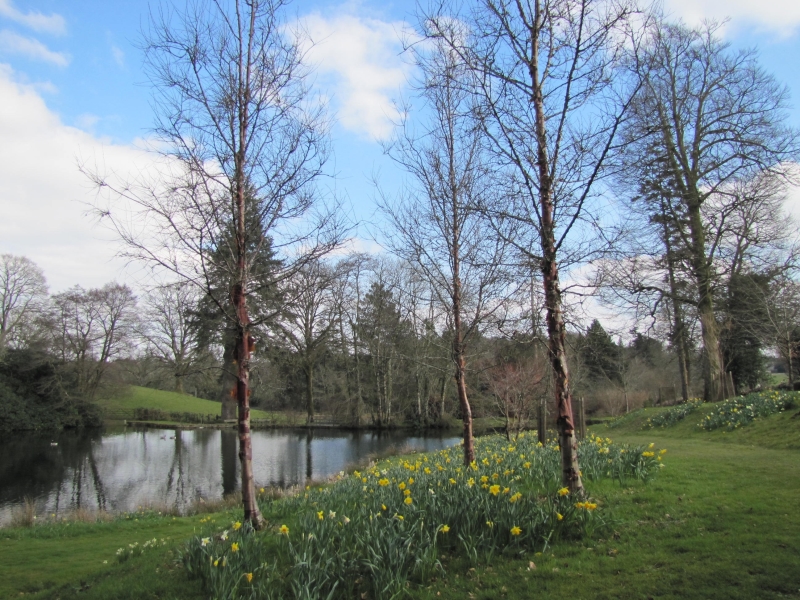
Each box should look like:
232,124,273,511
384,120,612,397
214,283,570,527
88,0,344,528
618,20,799,400
380,26,509,463
140,282,207,393
425,0,643,491
51,283,137,400
0,254,48,356
277,259,338,423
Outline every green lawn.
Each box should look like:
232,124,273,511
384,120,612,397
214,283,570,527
96,385,272,421
3,406,800,599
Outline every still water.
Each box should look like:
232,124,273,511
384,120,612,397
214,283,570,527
0,427,460,526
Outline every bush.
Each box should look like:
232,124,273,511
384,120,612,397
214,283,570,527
699,391,798,431
131,407,218,424
182,433,665,599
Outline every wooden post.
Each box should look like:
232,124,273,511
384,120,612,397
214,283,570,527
577,397,586,441
537,401,546,445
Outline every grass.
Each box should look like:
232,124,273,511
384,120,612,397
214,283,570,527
95,386,273,422
3,408,799,599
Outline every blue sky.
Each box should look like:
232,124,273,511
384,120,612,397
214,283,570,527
0,0,799,293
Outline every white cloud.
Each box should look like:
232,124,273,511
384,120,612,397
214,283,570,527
295,11,414,141
0,29,69,66
0,64,154,292
0,0,65,35
664,0,800,37
111,44,124,68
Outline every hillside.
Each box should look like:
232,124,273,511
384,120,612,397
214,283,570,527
96,386,272,421
603,394,800,450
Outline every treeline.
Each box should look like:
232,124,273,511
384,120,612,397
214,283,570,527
6,249,795,433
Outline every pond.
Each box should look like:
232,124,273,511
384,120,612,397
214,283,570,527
0,427,460,526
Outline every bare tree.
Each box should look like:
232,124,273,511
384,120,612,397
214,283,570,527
425,0,643,491
618,20,800,401
51,283,137,400
0,254,48,355
87,0,345,528
140,282,207,393
764,275,800,387
276,259,338,423
380,27,510,464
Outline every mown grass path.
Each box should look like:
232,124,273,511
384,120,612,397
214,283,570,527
420,432,800,600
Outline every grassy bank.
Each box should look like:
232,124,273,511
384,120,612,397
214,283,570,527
3,409,799,599
96,386,274,422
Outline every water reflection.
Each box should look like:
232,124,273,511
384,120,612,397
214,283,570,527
0,427,459,525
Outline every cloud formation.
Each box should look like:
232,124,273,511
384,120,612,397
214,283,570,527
0,64,152,291
0,0,65,35
0,29,69,66
295,12,413,141
664,0,800,37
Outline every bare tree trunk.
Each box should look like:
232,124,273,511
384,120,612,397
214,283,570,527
232,283,263,529
219,337,238,420
305,362,314,424
353,326,363,426
531,11,582,492
686,201,723,402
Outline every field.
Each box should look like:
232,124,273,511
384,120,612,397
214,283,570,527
96,385,273,422
2,401,799,599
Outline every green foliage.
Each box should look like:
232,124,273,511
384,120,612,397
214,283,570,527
579,320,622,383
0,348,102,432
699,390,797,431
643,399,703,429
182,434,663,599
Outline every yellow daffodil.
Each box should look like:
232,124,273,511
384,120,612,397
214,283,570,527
489,484,501,496
398,482,406,490
233,521,242,531
557,513,564,521
510,526,522,536
279,524,289,535
245,572,253,583
317,511,324,520
404,496,413,505
231,542,239,553
558,487,569,496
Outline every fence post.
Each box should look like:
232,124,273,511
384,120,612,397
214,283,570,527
537,401,546,445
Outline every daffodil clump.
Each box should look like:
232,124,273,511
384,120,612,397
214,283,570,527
644,399,703,429
700,390,798,431
183,433,665,599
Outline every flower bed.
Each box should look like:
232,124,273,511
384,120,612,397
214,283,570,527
699,391,797,431
183,433,665,599
644,399,703,429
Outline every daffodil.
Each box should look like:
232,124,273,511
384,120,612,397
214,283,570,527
201,537,211,547
279,524,289,535
404,496,413,505
510,526,522,536
489,484,501,496
317,511,324,520
558,487,569,496
557,513,564,521
245,572,253,583
441,524,450,533
233,521,242,531
231,542,239,553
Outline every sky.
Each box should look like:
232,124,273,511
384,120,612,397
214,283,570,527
0,0,799,295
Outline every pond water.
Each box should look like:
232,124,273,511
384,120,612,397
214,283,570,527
0,427,460,526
